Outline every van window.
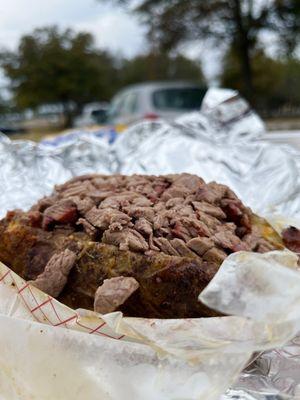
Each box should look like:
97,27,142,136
91,109,108,124
152,88,206,111
121,92,139,115
108,94,126,119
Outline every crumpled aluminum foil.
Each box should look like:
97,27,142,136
1,88,300,399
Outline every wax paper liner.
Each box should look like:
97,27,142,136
1,249,300,400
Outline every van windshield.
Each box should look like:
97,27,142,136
152,87,206,111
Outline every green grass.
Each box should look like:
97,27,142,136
9,129,63,142
264,117,300,131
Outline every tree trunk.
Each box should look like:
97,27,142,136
232,0,254,104
239,38,254,103
62,102,74,129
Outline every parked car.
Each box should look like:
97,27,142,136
74,102,109,128
0,126,26,135
107,81,207,126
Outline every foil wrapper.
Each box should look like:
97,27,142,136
0,88,300,399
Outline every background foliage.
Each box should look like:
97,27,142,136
0,0,300,126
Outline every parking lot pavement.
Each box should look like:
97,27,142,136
262,130,300,151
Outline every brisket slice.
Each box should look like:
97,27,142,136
30,249,77,297
0,173,284,318
282,226,300,253
94,277,140,314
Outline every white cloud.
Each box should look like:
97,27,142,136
0,0,147,88
180,41,223,85
0,0,146,57
74,11,147,58
0,0,216,86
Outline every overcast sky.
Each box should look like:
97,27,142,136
0,0,147,56
0,0,221,87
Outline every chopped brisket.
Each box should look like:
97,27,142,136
0,173,284,318
192,201,226,219
77,218,97,239
170,238,196,257
70,196,95,214
42,199,78,230
30,249,76,297
282,226,300,253
187,237,214,256
94,276,139,314
103,228,149,252
85,207,132,231
202,247,227,264
153,237,179,256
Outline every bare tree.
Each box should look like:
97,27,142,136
105,0,300,102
